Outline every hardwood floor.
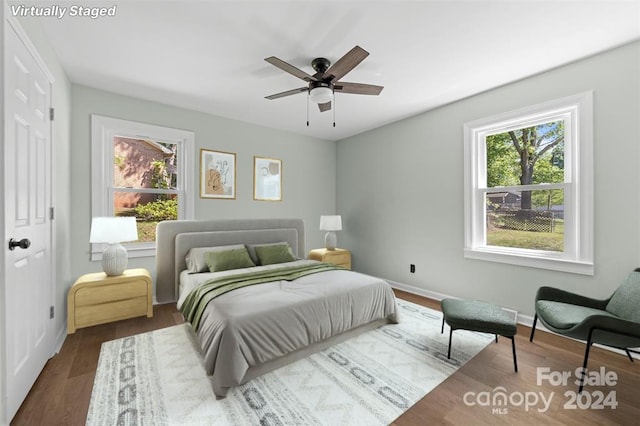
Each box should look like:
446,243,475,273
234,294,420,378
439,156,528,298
11,291,640,425
393,291,640,426
11,304,185,426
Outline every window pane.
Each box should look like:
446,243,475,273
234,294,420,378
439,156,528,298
486,120,564,190
114,192,178,243
486,189,564,252
113,136,177,190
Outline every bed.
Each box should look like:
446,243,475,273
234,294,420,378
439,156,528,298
156,218,398,397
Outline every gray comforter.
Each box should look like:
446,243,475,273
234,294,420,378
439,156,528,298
179,260,398,397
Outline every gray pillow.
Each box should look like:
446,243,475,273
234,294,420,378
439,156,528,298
204,247,256,272
185,244,246,273
254,243,297,266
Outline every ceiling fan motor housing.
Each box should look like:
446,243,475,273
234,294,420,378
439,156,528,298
309,81,333,91
311,57,331,74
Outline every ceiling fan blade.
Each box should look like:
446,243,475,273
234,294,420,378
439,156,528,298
318,101,332,112
265,87,308,100
334,82,384,96
265,56,317,82
323,45,369,82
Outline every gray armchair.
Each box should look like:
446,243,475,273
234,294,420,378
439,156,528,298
530,268,640,392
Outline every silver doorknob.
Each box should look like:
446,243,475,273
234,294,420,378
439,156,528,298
8,238,30,250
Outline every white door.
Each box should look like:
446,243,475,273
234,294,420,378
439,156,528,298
4,19,53,421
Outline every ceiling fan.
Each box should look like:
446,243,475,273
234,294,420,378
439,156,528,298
264,45,383,113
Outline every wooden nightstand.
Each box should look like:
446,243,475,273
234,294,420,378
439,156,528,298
308,248,352,270
67,268,153,334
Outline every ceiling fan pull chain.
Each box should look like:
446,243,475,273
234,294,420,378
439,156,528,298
306,91,310,126
333,92,336,127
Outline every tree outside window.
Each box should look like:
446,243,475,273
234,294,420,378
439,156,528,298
485,120,565,251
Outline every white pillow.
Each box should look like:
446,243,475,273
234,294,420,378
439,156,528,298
185,244,246,273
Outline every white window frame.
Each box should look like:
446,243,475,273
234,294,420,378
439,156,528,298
463,92,593,275
91,115,195,259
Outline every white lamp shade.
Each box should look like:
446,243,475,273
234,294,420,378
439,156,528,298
320,215,342,231
309,86,333,104
89,217,138,244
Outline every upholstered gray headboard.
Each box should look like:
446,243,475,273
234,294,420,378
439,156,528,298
155,218,305,303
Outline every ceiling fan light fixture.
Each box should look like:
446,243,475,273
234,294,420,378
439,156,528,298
309,86,333,104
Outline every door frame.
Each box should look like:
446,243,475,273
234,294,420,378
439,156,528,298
2,4,57,422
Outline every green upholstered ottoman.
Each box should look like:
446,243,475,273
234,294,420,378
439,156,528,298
440,298,518,372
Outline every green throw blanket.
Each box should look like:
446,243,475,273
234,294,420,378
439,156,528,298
180,262,344,331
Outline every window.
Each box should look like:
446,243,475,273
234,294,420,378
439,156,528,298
91,115,194,259
463,92,593,275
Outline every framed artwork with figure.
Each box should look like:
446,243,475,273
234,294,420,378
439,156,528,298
254,156,282,201
200,149,236,199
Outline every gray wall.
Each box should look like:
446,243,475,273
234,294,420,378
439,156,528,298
337,41,640,316
70,85,336,288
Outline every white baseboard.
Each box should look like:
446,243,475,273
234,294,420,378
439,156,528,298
388,279,536,325
389,280,452,304
53,323,67,355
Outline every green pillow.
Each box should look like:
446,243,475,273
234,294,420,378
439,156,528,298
606,271,640,322
255,243,296,265
205,248,256,272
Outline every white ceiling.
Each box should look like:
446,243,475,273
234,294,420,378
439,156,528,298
32,0,640,141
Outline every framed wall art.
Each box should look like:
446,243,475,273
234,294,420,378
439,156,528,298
200,149,236,199
254,156,282,201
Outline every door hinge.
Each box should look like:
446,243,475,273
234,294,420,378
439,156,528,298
50,207,55,220
50,306,54,319
50,107,55,121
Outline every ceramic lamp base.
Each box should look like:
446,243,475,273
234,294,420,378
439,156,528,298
102,243,128,276
324,231,337,251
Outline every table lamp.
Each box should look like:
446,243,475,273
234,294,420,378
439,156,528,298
89,216,138,276
320,215,342,251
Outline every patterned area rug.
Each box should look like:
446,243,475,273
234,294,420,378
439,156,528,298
87,299,492,425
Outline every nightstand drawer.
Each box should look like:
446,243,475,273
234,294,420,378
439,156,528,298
308,248,352,270
74,280,148,306
324,252,350,265
75,296,148,327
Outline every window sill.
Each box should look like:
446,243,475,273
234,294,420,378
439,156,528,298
464,247,594,275
90,242,156,261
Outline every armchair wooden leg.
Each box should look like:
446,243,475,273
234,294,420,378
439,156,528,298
529,314,538,342
441,317,445,334
447,328,453,359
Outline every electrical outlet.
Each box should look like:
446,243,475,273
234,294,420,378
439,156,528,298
410,264,415,273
